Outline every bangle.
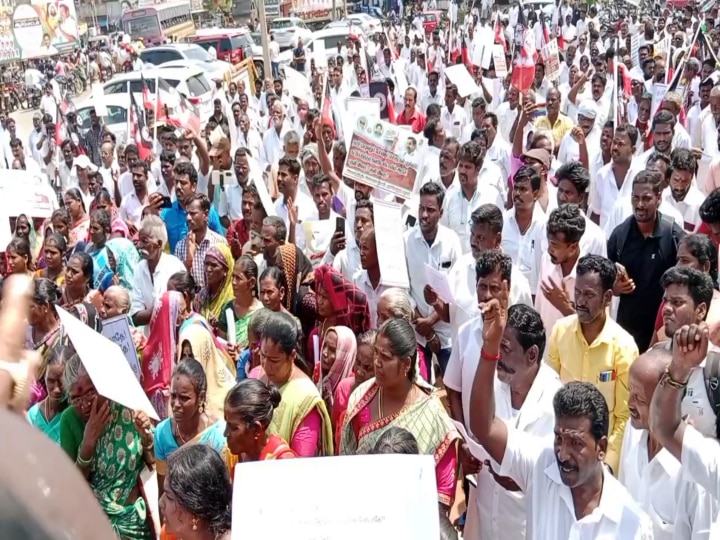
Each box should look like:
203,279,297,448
427,333,437,341
661,367,688,389
480,348,500,362
77,454,93,468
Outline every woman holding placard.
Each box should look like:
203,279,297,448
251,311,333,457
216,255,262,349
340,318,460,509
222,378,297,478
160,445,232,540
59,354,154,539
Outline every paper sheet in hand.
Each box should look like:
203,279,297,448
374,200,410,289
232,455,439,540
445,64,481,98
57,307,159,420
283,66,313,101
451,420,489,462
424,263,455,304
91,83,108,116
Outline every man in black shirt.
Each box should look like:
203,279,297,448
608,169,684,352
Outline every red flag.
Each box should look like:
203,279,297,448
160,86,201,134
321,74,335,135
130,91,152,161
387,94,396,123
541,19,550,48
140,74,153,112
494,13,506,51
511,22,537,93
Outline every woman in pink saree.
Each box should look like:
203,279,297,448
340,318,460,508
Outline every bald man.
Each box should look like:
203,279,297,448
620,346,719,537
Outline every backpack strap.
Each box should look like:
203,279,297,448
704,350,720,417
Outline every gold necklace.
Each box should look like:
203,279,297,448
378,388,384,418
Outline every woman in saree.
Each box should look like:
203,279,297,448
317,325,356,418
64,187,91,247
194,244,235,325
332,329,376,450
217,255,262,349
86,209,114,290
60,354,154,539
142,291,186,420
35,233,67,287
14,213,43,263
223,378,296,478
6,236,34,276
60,252,103,312
340,318,460,509
253,311,333,457
28,345,73,444
92,189,128,239
154,358,225,501
26,278,64,405
275,242,316,336
239,308,272,381
160,445,232,540
308,264,371,369
106,237,141,290
48,208,86,261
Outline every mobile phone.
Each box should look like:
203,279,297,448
222,170,234,187
406,215,417,228
335,216,345,234
160,195,172,209
211,170,221,186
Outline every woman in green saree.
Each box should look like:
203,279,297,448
27,345,73,444
59,354,154,539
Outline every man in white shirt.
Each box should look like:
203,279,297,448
269,34,280,78
39,83,57,123
263,102,292,167
449,291,561,540
620,345,719,538
119,160,151,227
469,295,654,540
130,215,185,331
353,228,393,327
459,96,486,144
439,84,466,140
419,70,444,114
28,112,45,170
441,141,504,252
273,156,317,251
404,181,462,375
502,166,547,294
662,148,705,232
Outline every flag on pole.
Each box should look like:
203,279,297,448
321,72,336,136
494,13,506,51
511,7,537,92
140,74,153,112
130,90,153,161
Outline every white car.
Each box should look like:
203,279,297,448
269,17,313,50
140,43,233,84
103,67,212,122
76,94,133,145
343,13,382,35
277,27,367,68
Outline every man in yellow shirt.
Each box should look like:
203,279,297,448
534,87,574,149
548,254,639,474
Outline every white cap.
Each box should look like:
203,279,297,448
577,99,598,120
74,154,98,172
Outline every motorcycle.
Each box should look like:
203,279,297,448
1,83,18,112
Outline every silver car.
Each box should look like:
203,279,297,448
269,17,312,50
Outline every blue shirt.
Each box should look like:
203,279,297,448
161,200,226,253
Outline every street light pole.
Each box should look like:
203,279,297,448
257,0,271,81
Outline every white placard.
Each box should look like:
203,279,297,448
451,420,489,462
651,83,669,117
140,466,161,538
630,33,641,71
101,315,141,381
57,307,159,421
301,219,335,268
232,455,440,540
91,82,108,117
424,263,456,304
341,97,381,155
492,44,507,77
283,66,313,101
373,200,410,289
445,64,481,98
394,58,409,95
314,39,327,70
249,173,276,217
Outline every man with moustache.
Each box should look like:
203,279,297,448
548,255,638,474
469,274,653,539
661,149,705,233
445,251,561,540
130,215,185,328
620,345,720,537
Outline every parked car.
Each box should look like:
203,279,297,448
269,17,313,50
140,43,233,84
103,67,212,121
421,11,443,34
277,27,366,68
344,13,382,35
189,28,259,65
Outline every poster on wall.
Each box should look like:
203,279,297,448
0,0,79,62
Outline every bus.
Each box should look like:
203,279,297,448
122,2,196,46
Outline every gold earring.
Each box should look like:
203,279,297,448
192,517,198,531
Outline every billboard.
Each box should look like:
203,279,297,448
0,0,79,62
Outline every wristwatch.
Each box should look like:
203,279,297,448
0,360,31,411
